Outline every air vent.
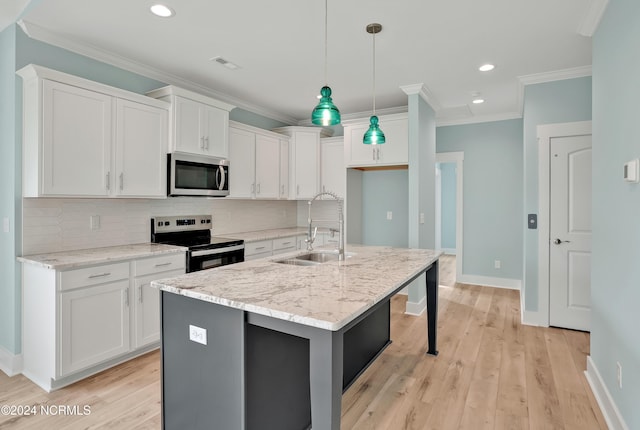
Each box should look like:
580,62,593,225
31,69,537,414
210,56,240,70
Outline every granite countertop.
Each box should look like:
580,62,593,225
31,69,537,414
152,244,441,331
18,243,187,270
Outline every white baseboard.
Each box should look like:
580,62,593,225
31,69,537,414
404,295,426,316
585,355,629,430
521,309,548,327
0,346,23,377
441,248,456,255
458,274,521,290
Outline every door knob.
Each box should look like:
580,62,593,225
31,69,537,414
553,238,571,244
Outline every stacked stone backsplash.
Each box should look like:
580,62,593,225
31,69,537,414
22,198,298,255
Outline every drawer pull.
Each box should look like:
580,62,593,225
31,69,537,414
155,262,172,267
255,246,266,250
281,241,292,245
88,272,111,279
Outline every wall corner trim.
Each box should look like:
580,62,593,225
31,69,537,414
404,295,426,316
400,83,441,111
585,356,630,430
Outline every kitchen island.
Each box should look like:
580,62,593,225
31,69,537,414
152,244,441,430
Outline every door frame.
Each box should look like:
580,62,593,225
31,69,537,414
436,151,464,282
537,121,592,327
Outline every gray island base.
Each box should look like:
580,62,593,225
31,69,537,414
152,245,441,430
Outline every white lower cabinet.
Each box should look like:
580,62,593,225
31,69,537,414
244,239,274,261
21,252,185,391
61,279,130,376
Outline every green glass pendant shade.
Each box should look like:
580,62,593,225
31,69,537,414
311,86,341,126
363,115,385,144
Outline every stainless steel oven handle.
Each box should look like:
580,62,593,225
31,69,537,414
190,244,244,257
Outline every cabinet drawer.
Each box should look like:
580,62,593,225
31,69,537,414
134,253,186,277
60,262,130,291
272,237,297,251
244,240,273,256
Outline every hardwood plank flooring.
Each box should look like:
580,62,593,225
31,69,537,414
0,255,605,429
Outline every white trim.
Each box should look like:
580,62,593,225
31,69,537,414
577,0,610,37
404,295,426,316
436,111,522,127
458,274,521,290
537,121,592,328
400,83,442,111
516,66,593,115
17,20,298,126
0,346,23,377
436,152,464,284
585,356,630,430
521,309,548,327
441,248,456,255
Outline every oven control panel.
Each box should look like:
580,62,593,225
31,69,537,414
152,215,212,233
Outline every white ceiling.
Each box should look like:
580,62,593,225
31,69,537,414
6,0,605,126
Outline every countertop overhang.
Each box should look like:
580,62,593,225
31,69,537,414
152,244,442,331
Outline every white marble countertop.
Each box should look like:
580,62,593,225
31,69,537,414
152,245,441,331
18,243,187,270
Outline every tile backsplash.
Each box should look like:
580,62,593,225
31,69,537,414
22,198,298,255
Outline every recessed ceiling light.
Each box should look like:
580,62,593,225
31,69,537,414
472,98,485,104
478,64,495,72
150,4,175,17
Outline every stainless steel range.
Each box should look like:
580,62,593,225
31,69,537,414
151,215,244,273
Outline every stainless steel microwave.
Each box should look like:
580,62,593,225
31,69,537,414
168,152,229,197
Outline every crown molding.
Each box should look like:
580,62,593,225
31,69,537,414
18,20,298,125
577,0,610,37
400,83,442,111
436,111,522,127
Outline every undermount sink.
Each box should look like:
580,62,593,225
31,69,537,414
273,251,352,266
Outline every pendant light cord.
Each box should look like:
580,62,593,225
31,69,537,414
324,0,328,86
372,30,376,115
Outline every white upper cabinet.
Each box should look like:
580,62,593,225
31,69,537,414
228,121,288,199
17,64,170,198
320,136,345,199
272,126,323,200
147,86,235,158
343,113,408,168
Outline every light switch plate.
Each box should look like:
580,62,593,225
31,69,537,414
189,324,207,345
386,211,393,220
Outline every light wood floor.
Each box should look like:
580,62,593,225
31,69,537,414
0,256,606,429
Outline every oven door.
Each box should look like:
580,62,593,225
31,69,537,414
188,244,245,272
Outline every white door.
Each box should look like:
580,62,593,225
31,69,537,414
228,127,256,198
174,96,204,154
255,134,280,198
549,134,592,331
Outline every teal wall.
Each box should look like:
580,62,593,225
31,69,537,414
440,162,456,250
437,119,523,280
522,77,592,310
592,0,640,427
361,170,408,247
229,108,289,130
0,25,19,355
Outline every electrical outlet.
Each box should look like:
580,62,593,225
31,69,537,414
617,362,622,389
386,211,393,220
189,325,207,345
494,260,501,269
90,215,100,230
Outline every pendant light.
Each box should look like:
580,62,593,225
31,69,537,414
363,23,385,145
311,0,341,126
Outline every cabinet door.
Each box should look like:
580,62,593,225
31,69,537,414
202,104,229,158
377,118,408,165
229,128,256,198
42,80,112,196
115,99,168,197
345,123,376,167
60,280,130,376
321,138,345,198
134,269,184,348
292,132,319,199
255,135,280,198
279,139,289,199
174,96,204,154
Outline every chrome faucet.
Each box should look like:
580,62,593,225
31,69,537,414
305,191,345,261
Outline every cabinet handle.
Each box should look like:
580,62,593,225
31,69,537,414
138,286,143,303
297,185,300,195
125,289,129,307
281,241,292,245
154,262,172,267
281,184,285,195
251,183,255,194
88,272,111,279
255,246,266,250
119,173,124,191
200,137,205,149
257,183,261,194
204,137,209,150
323,185,326,192
106,172,110,190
